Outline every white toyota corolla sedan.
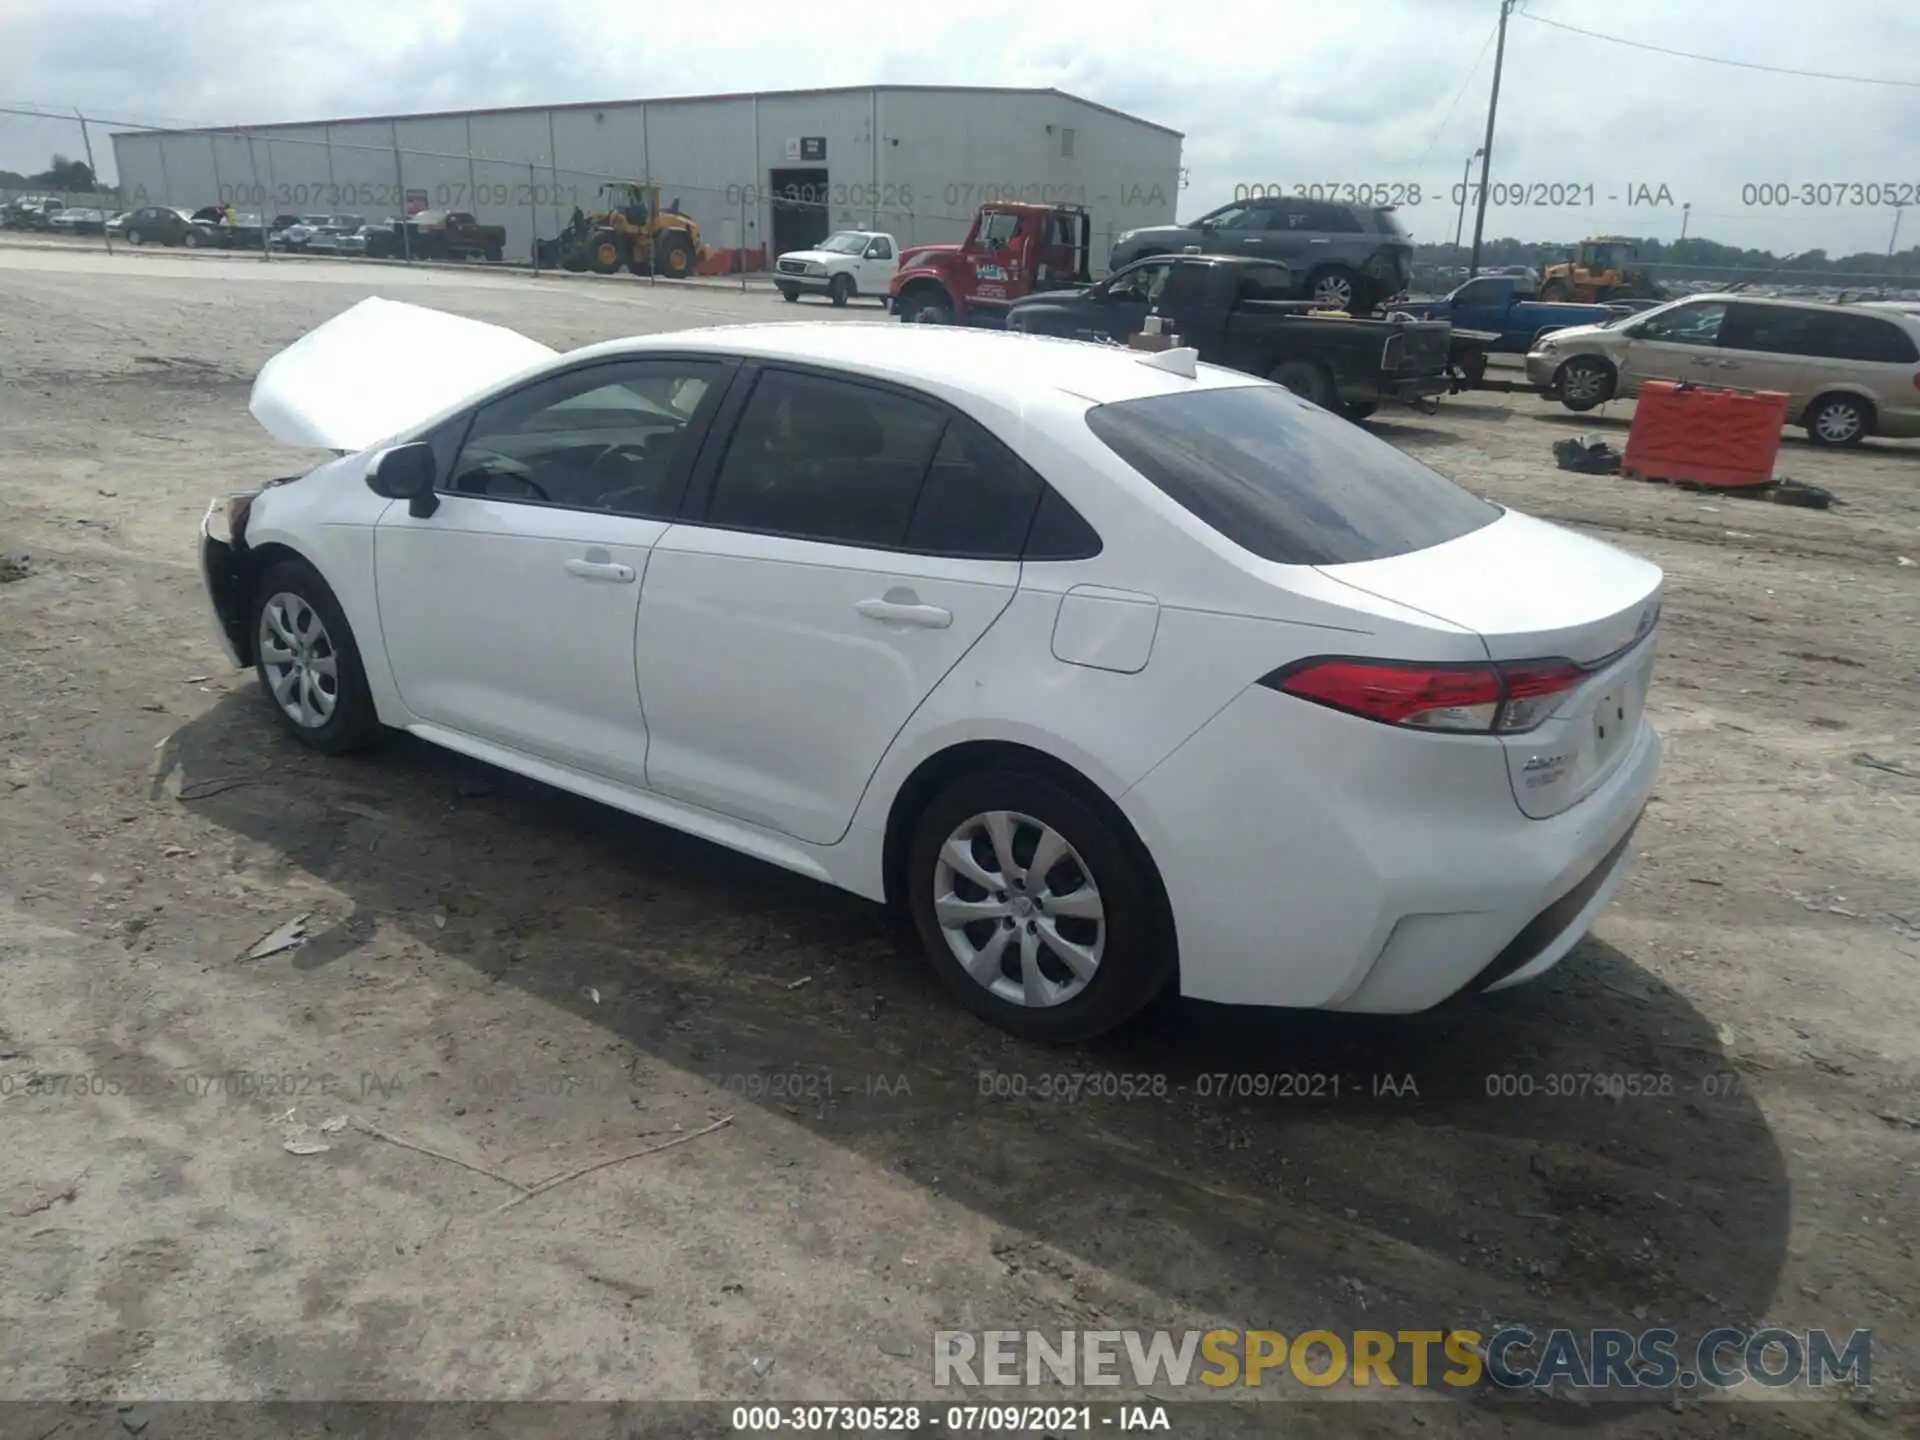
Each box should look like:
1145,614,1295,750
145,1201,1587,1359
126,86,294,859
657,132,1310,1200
200,298,1662,1042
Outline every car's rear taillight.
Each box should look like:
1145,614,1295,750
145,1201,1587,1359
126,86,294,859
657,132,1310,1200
1261,657,1587,734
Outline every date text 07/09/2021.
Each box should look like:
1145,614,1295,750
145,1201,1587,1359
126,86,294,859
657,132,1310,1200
1229,181,1680,209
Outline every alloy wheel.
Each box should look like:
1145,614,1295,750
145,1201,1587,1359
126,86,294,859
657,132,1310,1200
1313,273,1355,308
1814,400,1863,444
257,591,339,729
1563,362,1610,405
932,810,1106,1008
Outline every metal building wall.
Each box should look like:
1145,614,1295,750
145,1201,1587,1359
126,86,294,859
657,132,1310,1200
106,88,1182,265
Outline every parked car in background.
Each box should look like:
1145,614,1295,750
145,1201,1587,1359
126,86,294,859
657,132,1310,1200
306,215,369,254
118,205,217,248
1007,253,1451,421
1528,293,1920,445
1109,196,1415,314
1400,274,1629,383
201,301,1662,1042
49,206,111,235
274,215,333,250
2,196,65,230
775,229,900,306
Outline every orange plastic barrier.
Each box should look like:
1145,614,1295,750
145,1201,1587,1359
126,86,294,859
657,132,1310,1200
1621,380,1789,489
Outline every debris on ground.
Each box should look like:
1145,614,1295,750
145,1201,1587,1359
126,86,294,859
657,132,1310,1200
240,913,311,961
0,553,30,584
751,1356,776,1378
1855,753,1920,781
9,1170,87,1218
877,1334,915,1358
1552,435,1621,474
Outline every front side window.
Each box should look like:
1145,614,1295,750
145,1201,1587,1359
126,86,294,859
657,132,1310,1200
977,212,1020,249
1106,261,1173,304
1632,300,1727,346
446,359,725,517
1085,384,1499,565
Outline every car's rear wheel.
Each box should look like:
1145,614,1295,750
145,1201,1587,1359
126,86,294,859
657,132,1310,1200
250,558,382,754
829,273,855,307
1306,265,1361,312
1556,356,1616,411
1805,392,1872,448
1271,358,1336,410
907,767,1174,1043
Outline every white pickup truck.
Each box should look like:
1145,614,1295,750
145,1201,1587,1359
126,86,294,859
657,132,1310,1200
773,229,900,307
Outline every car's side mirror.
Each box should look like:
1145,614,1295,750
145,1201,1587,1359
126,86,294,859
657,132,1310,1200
367,441,439,517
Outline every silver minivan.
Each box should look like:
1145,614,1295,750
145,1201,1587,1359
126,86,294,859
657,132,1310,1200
1527,294,1920,446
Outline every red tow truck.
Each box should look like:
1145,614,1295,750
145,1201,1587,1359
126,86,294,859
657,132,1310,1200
888,202,1093,326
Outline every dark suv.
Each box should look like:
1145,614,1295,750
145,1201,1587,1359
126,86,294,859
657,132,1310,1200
1108,197,1414,314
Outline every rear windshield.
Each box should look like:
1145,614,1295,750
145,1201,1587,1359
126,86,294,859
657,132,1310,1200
1084,385,1500,565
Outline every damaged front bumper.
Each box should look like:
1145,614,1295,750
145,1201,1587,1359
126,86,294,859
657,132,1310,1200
198,491,266,668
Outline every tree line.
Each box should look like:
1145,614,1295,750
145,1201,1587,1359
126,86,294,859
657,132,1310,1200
1414,234,1919,282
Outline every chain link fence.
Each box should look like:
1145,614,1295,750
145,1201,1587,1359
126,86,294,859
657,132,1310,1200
3,102,1148,284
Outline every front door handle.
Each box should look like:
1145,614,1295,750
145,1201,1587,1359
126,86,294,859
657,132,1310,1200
565,557,635,583
856,597,952,629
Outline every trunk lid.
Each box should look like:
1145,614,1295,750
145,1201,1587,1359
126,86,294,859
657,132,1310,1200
249,296,557,452
1320,510,1662,818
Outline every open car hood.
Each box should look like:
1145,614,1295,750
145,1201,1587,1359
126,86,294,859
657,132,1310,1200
249,296,558,452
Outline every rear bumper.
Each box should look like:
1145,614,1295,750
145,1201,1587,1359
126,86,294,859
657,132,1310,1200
1344,372,1450,405
1119,685,1662,1013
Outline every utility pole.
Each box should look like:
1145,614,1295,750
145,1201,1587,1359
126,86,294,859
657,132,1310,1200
1890,206,1904,259
1468,0,1516,278
1681,202,1691,240
1453,148,1483,252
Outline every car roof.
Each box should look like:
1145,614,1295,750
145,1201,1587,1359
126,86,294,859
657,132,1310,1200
565,322,1263,407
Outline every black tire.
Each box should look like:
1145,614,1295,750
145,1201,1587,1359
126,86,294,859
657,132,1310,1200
589,233,623,275
1458,345,1489,388
1271,358,1336,410
1306,265,1361,312
829,273,855,307
905,766,1175,1043
125,228,143,246
654,231,695,279
183,230,204,249
898,288,953,324
561,251,589,273
1340,400,1379,421
249,557,382,755
1804,392,1872,448
1556,356,1616,412
778,283,799,302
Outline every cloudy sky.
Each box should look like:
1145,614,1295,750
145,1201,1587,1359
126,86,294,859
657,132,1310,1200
4,0,1917,256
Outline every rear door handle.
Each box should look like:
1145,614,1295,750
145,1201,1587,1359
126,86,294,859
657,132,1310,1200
856,598,952,628
565,558,635,583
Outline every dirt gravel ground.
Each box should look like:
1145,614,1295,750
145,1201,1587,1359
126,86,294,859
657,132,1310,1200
0,240,1916,1438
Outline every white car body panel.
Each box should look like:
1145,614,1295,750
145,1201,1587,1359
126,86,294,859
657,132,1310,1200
213,316,1665,1018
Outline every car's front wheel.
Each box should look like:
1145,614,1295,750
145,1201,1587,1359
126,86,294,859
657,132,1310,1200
250,557,382,754
906,766,1175,1043
829,273,855,307
1556,356,1616,411
125,228,143,246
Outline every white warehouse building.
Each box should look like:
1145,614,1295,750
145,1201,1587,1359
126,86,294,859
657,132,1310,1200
108,84,1184,269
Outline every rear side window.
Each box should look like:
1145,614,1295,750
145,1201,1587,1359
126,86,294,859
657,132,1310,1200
1802,310,1920,364
903,415,1042,557
1311,203,1366,234
1084,386,1500,565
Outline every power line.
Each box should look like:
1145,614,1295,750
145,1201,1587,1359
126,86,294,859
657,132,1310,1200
1517,12,1920,87
1416,16,1502,168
